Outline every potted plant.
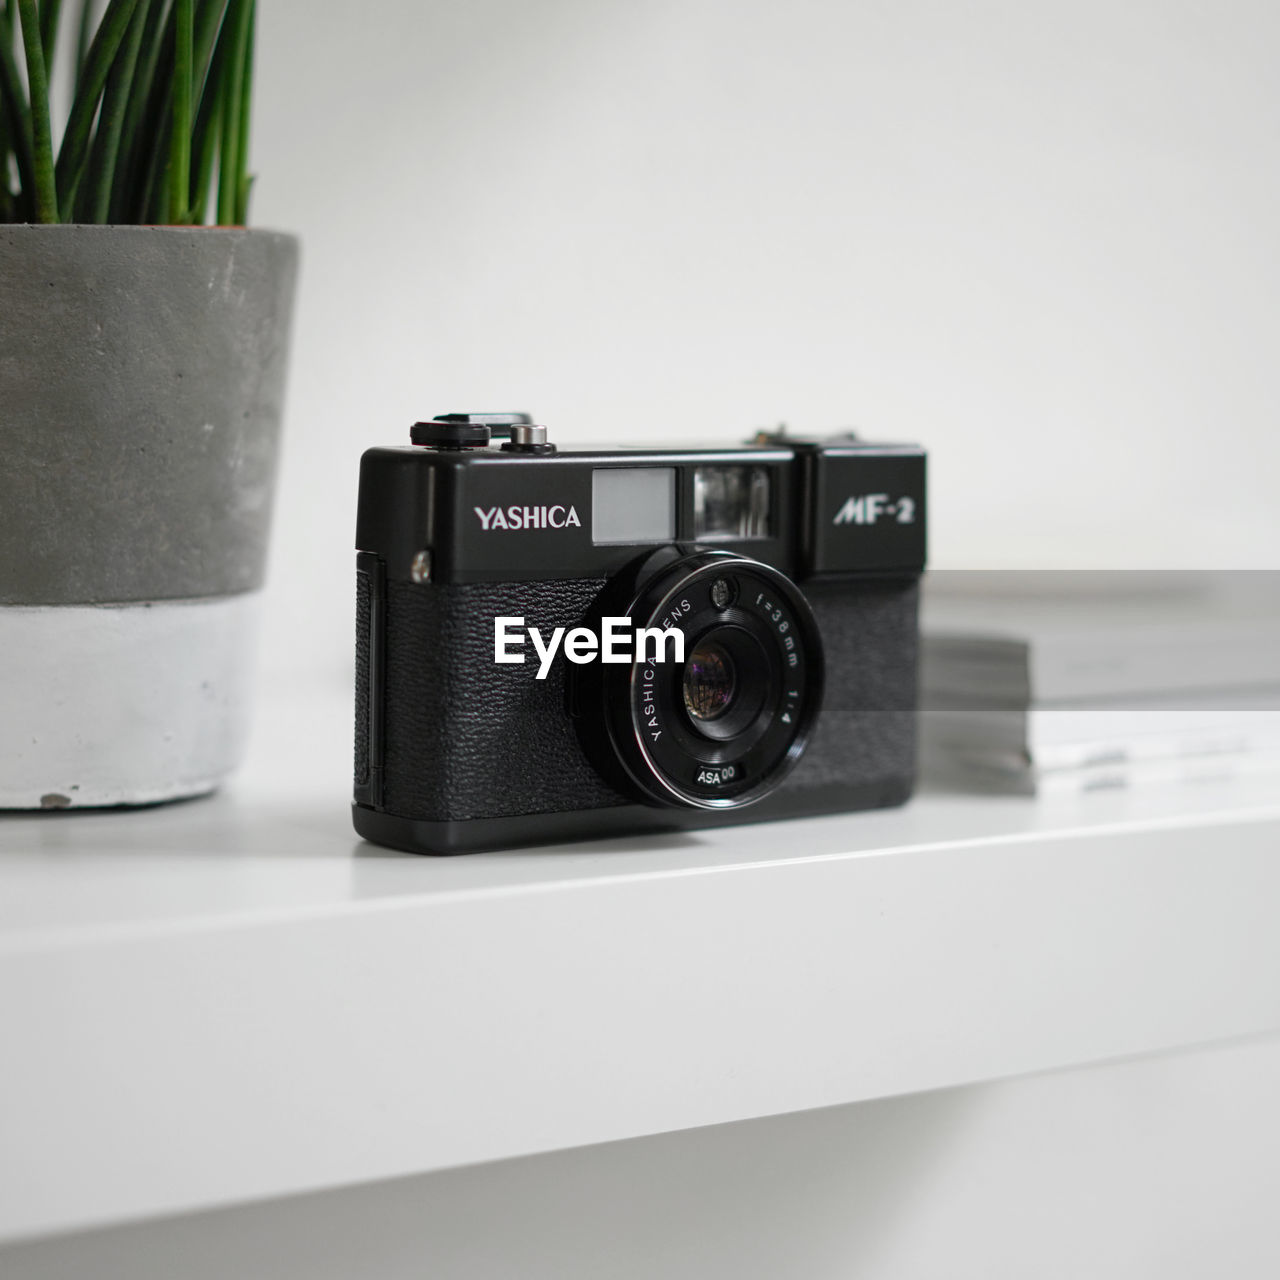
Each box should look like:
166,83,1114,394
0,0,297,807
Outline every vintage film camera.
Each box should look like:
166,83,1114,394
354,413,926,853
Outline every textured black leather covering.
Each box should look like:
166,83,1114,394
377,577,625,821
355,572,918,824
354,570,371,788
785,578,918,795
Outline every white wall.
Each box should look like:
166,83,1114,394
248,0,1280,681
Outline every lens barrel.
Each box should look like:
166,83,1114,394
585,549,823,810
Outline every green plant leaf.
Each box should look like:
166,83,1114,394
39,0,63,73
231,0,249,223
107,0,167,221
190,0,224,103
1,4,22,161
82,0,147,221
188,80,216,222
0,8,38,220
55,0,142,219
74,0,95,77
187,0,225,222
17,0,57,221
1,0,254,225
135,0,228,223
127,3,175,221
167,0,189,221
215,0,248,225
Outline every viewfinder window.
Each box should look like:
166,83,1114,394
592,467,676,544
693,466,772,540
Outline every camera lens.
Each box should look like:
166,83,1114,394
683,640,735,722
679,625,771,744
582,549,823,811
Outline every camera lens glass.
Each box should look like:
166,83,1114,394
683,640,735,722
679,625,772,744
585,549,823,811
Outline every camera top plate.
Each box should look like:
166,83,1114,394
357,417,926,586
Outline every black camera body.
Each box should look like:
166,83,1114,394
354,414,927,854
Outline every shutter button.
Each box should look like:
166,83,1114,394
501,423,556,455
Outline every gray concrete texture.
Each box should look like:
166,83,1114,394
0,225,298,604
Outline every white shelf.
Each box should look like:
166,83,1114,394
3,682,1280,1244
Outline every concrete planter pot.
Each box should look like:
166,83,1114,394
0,225,298,808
